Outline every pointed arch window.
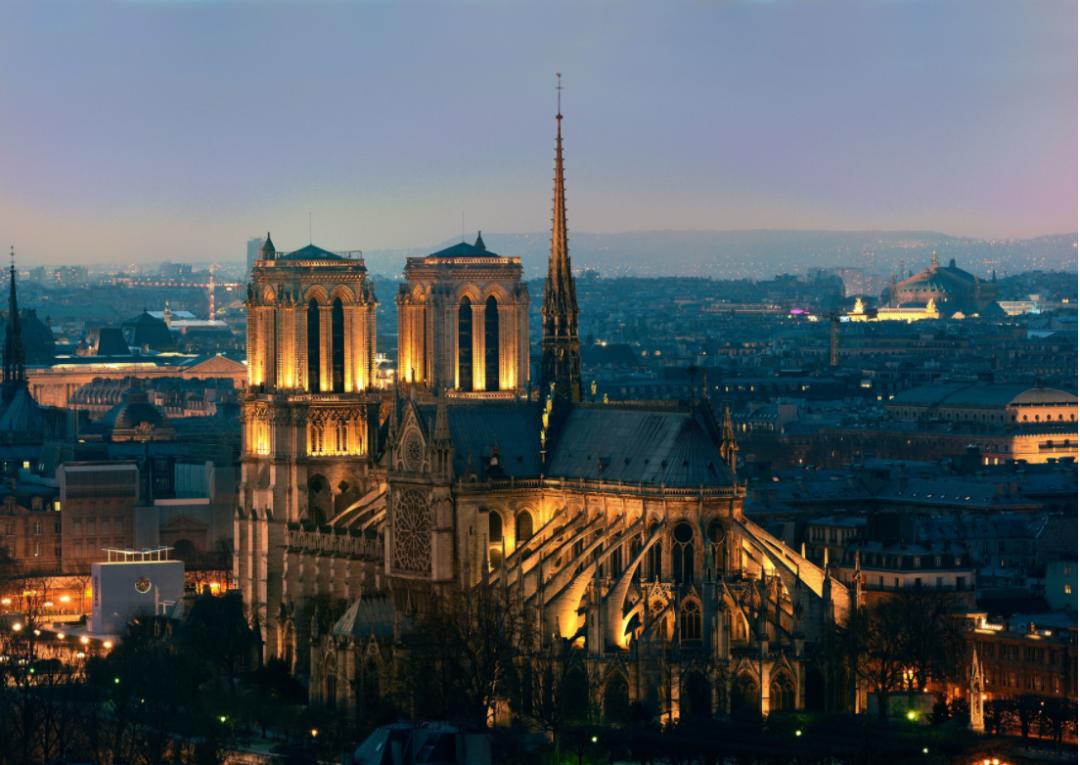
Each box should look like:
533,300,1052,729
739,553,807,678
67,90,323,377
680,599,702,642
515,511,533,545
331,298,345,392
484,295,499,391
672,522,695,585
458,297,473,391
307,299,321,392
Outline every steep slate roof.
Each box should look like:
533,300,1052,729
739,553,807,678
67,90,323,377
0,386,47,435
332,593,398,639
413,399,733,487
546,406,733,486
278,244,342,261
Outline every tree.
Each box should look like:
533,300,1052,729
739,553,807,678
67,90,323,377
401,581,531,728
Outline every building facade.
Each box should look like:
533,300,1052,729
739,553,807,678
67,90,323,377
234,239,384,662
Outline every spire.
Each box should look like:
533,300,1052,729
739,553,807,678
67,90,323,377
540,73,582,403
4,247,26,386
474,231,486,251
719,403,739,476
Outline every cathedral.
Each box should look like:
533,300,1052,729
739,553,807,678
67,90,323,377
234,95,851,723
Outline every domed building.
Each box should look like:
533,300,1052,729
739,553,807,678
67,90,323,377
882,252,998,316
102,386,175,442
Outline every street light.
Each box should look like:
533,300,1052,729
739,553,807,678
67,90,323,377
310,728,319,738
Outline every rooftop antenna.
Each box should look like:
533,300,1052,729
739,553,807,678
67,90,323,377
556,71,562,118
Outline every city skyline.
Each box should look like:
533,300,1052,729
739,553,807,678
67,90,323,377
1,0,1076,265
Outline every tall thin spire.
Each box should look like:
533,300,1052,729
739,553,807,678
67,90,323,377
540,73,582,403
3,247,25,385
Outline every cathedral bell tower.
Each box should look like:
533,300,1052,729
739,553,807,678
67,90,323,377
540,74,582,403
235,234,380,662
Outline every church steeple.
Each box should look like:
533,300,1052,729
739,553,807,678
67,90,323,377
4,247,26,386
540,73,582,403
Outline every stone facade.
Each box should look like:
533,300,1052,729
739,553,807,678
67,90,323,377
397,233,529,398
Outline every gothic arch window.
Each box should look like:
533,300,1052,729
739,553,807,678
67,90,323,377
672,522,695,584
484,295,499,391
515,510,533,545
731,673,760,717
708,519,725,575
307,474,331,525
458,297,473,391
331,298,345,392
603,674,630,723
681,671,710,721
646,525,662,581
488,509,504,569
307,299,321,392
679,599,702,642
769,671,796,712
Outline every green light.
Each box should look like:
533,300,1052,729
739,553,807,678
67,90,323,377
795,729,802,737
906,710,918,721
590,735,598,744
219,715,228,724
922,747,929,755
113,677,120,685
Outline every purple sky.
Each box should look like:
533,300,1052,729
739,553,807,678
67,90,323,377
1,0,1076,265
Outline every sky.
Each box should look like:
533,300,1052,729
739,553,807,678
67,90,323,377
0,0,1076,265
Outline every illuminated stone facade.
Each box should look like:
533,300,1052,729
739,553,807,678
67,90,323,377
396,232,529,397
234,239,384,665
304,105,852,723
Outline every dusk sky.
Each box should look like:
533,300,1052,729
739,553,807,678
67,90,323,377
1,0,1076,265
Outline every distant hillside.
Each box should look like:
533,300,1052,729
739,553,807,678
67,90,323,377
363,230,1077,281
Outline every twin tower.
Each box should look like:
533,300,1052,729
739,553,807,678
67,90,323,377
241,98,581,477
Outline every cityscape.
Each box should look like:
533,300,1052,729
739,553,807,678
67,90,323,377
0,2,1077,764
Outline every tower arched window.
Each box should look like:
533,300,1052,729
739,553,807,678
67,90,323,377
484,296,499,391
458,297,473,391
331,298,345,392
672,522,695,584
307,299,321,392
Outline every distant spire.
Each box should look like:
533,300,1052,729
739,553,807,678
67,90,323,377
540,73,582,403
474,230,486,251
3,247,26,385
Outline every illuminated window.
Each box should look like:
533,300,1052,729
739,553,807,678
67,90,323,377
1065,585,1073,595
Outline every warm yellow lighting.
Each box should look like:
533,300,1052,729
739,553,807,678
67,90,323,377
43,601,54,608
310,728,319,738
0,598,10,606
79,636,89,646
56,633,65,640
59,595,71,604
103,641,113,650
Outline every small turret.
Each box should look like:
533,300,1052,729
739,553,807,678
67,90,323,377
260,232,276,260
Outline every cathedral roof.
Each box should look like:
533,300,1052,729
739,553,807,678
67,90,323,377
0,385,46,436
412,399,735,487
546,406,734,487
278,244,343,261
